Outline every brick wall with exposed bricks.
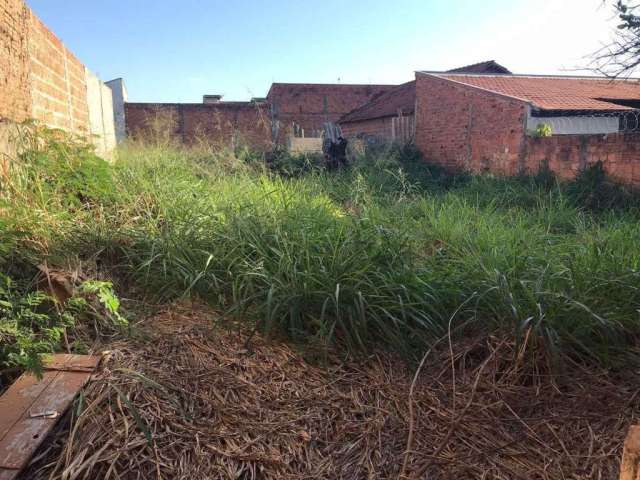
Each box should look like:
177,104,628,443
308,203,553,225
414,73,640,184
125,103,273,148
0,0,110,144
267,84,393,141
340,117,391,140
525,134,640,184
126,85,394,148
414,73,527,176
27,11,90,134
0,0,30,122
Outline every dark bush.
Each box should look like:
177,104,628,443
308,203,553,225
19,128,116,207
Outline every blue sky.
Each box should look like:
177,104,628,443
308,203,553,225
27,0,619,103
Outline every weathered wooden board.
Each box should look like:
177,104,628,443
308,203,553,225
620,425,640,480
0,354,99,480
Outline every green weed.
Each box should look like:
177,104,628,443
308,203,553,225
3,131,640,369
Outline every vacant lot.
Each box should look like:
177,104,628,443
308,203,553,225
2,130,640,478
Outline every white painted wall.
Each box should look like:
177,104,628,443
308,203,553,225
85,68,116,158
106,78,127,143
101,82,116,154
527,112,619,135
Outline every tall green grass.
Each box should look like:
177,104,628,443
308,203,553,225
3,131,640,367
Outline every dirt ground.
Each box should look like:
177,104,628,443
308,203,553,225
20,302,639,479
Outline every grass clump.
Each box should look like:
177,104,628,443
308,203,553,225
3,130,640,370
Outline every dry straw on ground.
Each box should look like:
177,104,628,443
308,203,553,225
21,303,639,479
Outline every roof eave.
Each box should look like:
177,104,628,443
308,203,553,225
417,70,514,78
416,72,533,106
416,70,640,81
531,107,634,116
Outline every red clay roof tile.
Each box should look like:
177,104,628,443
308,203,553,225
446,60,511,74
339,81,416,123
433,74,640,111
340,61,512,123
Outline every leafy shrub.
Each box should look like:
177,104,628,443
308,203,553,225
76,280,128,332
0,274,72,376
17,127,115,207
0,272,126,378
530,123,553,138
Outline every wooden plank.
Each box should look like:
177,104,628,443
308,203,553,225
0,372,59,442
620,425,640,480
0,355,98,440
0,354,99,480
46,353,100,372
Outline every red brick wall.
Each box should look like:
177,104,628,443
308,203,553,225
525,133,640,184
0,0,91,134
0,0,30,121
125,103,273,149
267,84,393,140
414,73,527,175
340,117,392,140
28,11,90,134
415,73,640,185
274,113,334,138
125,104,179,141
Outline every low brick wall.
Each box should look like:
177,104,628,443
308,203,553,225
525,133,640,184
125,103,273,149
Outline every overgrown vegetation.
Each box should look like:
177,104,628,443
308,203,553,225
0,128,126,381
2,127,640,376
0,273,71,376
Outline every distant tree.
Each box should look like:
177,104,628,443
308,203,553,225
593,1,640,77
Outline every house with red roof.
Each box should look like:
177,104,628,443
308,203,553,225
414,71,640,183
339,61,511,144
339,80,417,143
